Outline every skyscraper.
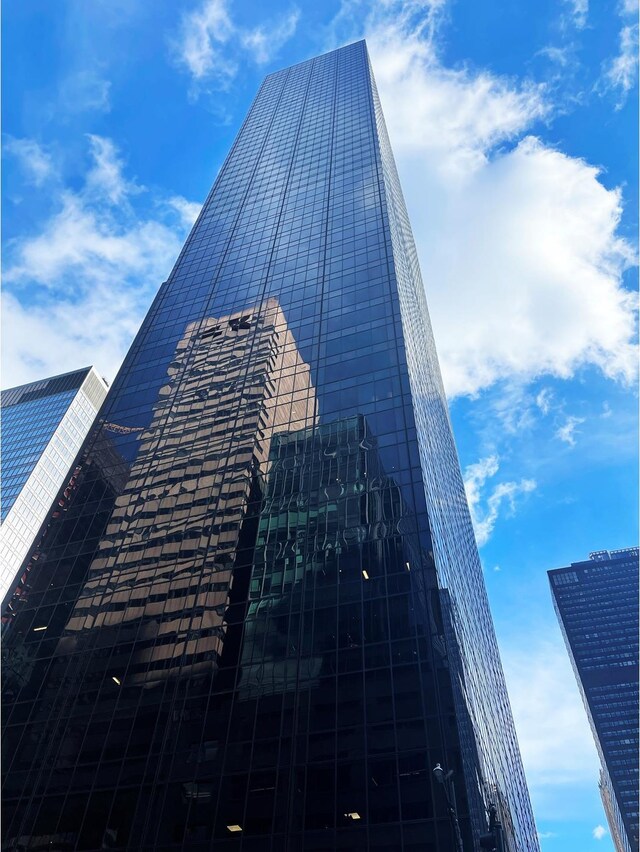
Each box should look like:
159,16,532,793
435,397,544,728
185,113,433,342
549,548,639,852
0,367,108,609
1,42,538,851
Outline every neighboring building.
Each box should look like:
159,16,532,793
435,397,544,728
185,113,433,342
0,367,108,608
549,549,639,852
1,42,538,851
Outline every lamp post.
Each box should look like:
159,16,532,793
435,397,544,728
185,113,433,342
432,763,464,852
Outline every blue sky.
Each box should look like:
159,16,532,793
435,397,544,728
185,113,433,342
2,1,638,849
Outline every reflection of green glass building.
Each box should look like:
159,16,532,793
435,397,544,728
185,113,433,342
2,41,537,851
239,415,422,699
234,415,455,837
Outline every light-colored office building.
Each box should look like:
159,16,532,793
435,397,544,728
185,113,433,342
0,367,108,607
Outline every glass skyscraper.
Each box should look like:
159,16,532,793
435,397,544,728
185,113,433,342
1,42,538,852
0,367,108,610
549,548,639,852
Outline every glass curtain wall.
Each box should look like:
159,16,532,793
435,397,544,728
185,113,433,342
1,41,537,852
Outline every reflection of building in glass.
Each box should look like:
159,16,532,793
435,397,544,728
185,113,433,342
61,300,316,684
2,41,537,852
1,427,130,694
0,368,108,608
227,414,473,836
549,549,639,852
239,414,423,698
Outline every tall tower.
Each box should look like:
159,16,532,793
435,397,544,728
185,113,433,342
1,42,538,851
0,367,108,609
549,549,639,852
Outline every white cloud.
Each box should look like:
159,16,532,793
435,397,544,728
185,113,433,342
602,24,639,105
537,45,574,68
566,0,588,28
536,388,554,415
405,135,637,398
463,455,536,546
2,136,196,387
486,382,538,435
502,637,600,791
337,2,639,398
364,9,547,179
3,286,146,389
4,193,175,291
4,137,54,186
167,195,203,230
537,831,558,839
480,478,537,545
241,11,300,65
85,134,142,204
555,415,585,446
464,454,500,506
58,69,112,114
592,825,607,840
173,0,235,84
172,0,299,91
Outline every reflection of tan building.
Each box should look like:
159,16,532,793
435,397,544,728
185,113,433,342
59,299,316,684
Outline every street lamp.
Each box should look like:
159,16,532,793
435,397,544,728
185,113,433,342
432,763,464,852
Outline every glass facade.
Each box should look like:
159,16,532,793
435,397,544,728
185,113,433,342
1,41,538,852
0,367,108,609
549,549,639,852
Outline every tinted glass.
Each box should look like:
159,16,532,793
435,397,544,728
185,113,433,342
1,42,537,852
550,550,639,850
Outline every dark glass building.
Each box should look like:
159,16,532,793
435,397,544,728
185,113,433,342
0,368,108,609
549,548,639,852
1,42,538,851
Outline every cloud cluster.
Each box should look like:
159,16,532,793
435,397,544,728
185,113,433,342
360,2,548,179
555,415,586,446
566,0,589,28
3,136,200,387
4,137,54,187
84,134,141,204
592,825,608,840
172,0,299,92
348,1,638,398
240,11,300,65
535,388,553,416
463,455,536,546
603,23,639,105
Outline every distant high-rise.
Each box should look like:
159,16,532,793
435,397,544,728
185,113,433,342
549,549,639,852
0,367,108,608
1,42,538,851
